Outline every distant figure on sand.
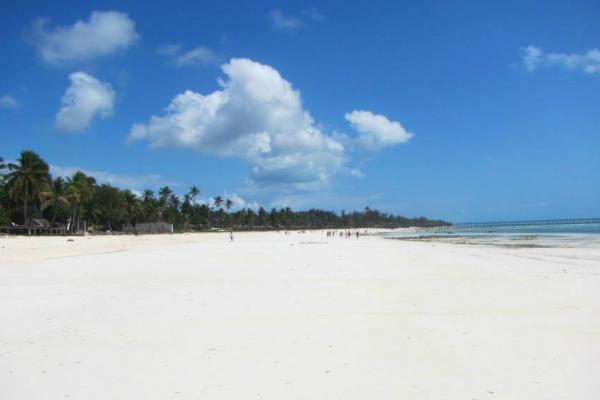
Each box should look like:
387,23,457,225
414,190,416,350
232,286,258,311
230,230,234,242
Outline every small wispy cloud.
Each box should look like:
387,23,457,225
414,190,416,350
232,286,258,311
156,43,182,57
347,168,365,178
175,46,220,66
268,8,325,31
0,94,20,110
268,9,302,30
521,45,600,74
301,7,324,22
157,43,220,67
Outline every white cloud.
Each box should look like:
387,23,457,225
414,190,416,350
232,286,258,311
0,94,20,110
268,9,302,30
196,193,259,210
49,164,171,190
268,8,323,31
345,110,413,150
55,71,115,133
30,10,138,65
222,192,260,211
522,46,543,72
129,58,345,191
521,45,600,74
175,46,220,66
157,43,220,67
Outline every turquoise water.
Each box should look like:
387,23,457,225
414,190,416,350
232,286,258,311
450,223,600,237
382,223,600,244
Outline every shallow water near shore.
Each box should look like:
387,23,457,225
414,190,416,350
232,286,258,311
381,223,600,248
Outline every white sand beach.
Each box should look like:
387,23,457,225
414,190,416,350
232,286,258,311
1,231,599,399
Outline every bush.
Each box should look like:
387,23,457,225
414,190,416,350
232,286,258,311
0,206,10,225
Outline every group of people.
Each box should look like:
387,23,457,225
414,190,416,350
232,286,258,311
228,229,367,242
326,230,361,239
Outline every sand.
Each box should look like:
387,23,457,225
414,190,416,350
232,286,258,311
1,231,599,399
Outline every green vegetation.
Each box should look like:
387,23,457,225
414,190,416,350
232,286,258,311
0,150,448,232
4,151,51,225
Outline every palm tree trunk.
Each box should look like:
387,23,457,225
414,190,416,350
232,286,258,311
51,201,58,225
73,207,78,233
69,205,76,232
23,181,28,225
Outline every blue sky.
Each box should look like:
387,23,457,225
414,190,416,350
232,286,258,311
1,0,599,222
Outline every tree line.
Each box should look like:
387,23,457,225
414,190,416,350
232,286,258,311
0,150,448,232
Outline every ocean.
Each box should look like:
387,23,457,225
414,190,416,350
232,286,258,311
380,223,600,247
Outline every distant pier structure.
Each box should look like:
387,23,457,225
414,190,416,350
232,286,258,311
422,218,600,232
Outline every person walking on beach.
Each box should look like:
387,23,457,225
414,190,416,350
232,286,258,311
230,230,234,242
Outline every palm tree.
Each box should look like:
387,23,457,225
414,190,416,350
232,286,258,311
65,171,95,232
188,185,200,205
181,193,191,220
164,193,180,224
142,189,154,203
213,195,224,210
225,198,233,211
168,193,180,209
157,186,173,222
0,158,6,222
64,184,81,231
123,190,143,227
6,150,51,224
42,177,70,225
158,186,172,204
142,189,157,221
0,157,6,185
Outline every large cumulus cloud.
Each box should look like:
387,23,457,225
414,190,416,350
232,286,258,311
129,58,345,190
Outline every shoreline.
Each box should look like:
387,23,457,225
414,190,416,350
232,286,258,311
385,234,600,249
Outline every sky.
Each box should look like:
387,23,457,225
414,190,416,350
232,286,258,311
1,0,599,222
